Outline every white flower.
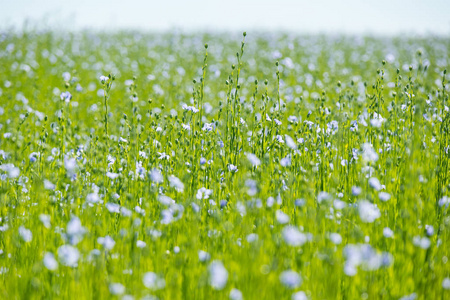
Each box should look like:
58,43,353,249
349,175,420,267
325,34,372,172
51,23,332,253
229,288,243,300
160,204,184,225
327,120,338,134
352,186,362,196
246,233,258,243
64,157,77,172
44,179,55,190
383,227,394,238
443,277,450,290
62,72,71,81
19,226,32,242
39,214,51,228
279,270,302,289
169,175,184,192
413,236,431,249
378,192,391,201
370,112,385,128
150,168,163,183
425,225,434,236
182,104,199,113
350,120,358,132
99,75,109,83
343,244,392,276
106,172,119,179
158,195,175,206
158,152,170,160
202,123,214,132
121,207,132,217
362,143,378,163
29,152,39,163
58,245,80,267
196,187,213,200
280,155,291,167
399,293,417,300
43,252,58,271
245,179,258,196
236,201,247,216
143,272,165,290
368,177,381,191
438,196,449,207
317,191,330,204
66,216,86,245
292,291,307,300
329,233,342,245
86,192,100,204
288,115,298,123
246,153,260,167
98,236,115,250
282,226,307,247
276,210,290,224
0,163,20,178
60,91,72,102
208,261,228,290
358,201,380,223
228,164,238,173
109,283,125,295
334,199,345,210
106,202,121,213
198,250,210,262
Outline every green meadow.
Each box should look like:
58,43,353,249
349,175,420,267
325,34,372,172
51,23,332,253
0,30,449,299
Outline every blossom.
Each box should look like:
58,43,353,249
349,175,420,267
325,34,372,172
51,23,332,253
43,252,58,271
66,216,86,245
285,135,297,150
329,233,342,245
198,250,211,262
279,270,302,289
99,75,109,83
343,244,392,276
358,201,380,223
443,278,450,290
58,245,80,267
208,261,228,290
143,272,165,290
246,153,261,166
196,187,213,200
282,226,307,247
228,164,238,173
362,143,378,163
378,192,391,201
18,226,32,242
202,123,215,132
109,283,125,295
383,227,394,238
60,91,72,102
368,177,381,191
230,288,243,300
182,104,199,113
276,210,290,224
169,175,184,192
97,236,115,250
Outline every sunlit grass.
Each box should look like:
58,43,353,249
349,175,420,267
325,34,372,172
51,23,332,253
0,30,449,299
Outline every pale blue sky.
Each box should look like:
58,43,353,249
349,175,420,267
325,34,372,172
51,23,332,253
1,0,449,35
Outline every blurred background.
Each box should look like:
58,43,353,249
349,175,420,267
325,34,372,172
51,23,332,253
1,0,449,35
